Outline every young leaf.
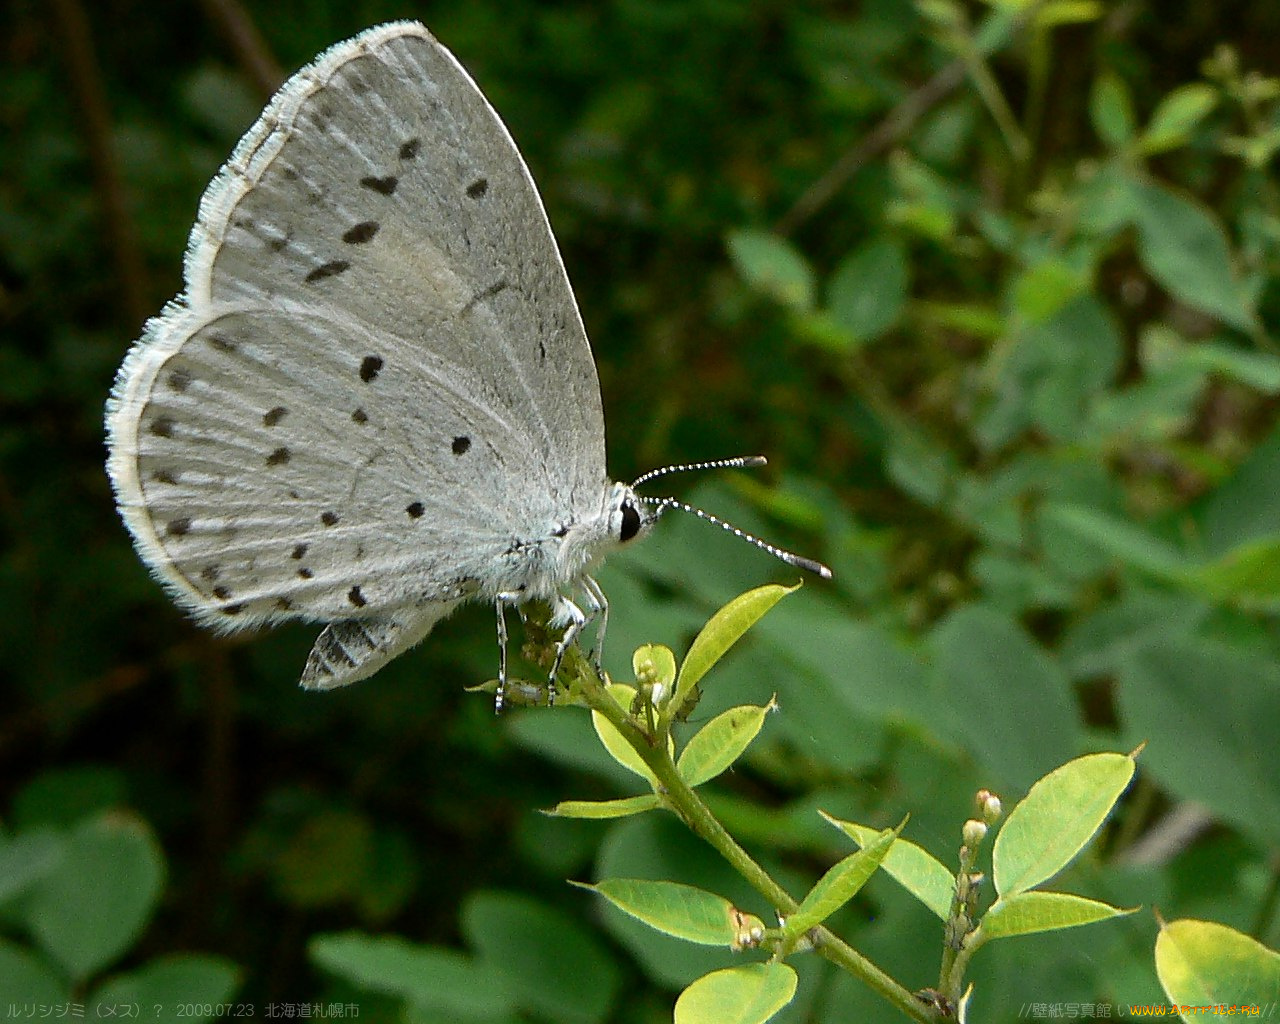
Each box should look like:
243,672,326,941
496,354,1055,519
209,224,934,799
677,701,773,788
992,752,1135,898
1155,919,1280,1008
544,795,662,819
726,229,816,312
826,236,909,345
1133,182,1257,332
1139,84,1217,154
822,814,954,921
1090,71,1135,148
980,890,1134,940
674,963,798,1024
781,823,900,939
573,878,745,946
673,585,798,714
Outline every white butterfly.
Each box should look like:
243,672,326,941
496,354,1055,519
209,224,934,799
106,21,827,701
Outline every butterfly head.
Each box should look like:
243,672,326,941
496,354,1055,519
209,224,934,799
607,481,661,548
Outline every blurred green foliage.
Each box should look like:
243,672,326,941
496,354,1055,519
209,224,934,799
3,0,1280,1019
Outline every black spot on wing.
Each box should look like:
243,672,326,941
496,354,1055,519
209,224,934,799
351,408,369,424
297,567,314,580
291,543,308,560
399,138,421,160
360,175,398,196
167,369,192,392
266,447,290,467
305,260,350,283
166,517,191,537
348,585,367,608
342,221,379,244
321,511,339,527
263,406,287,426
359,356,383,383
452,436,471,455
406,501,424,519
150,417,175,438
466,178,488,199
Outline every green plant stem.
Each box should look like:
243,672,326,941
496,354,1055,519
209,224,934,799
576,668,936,1023
938,843,975,997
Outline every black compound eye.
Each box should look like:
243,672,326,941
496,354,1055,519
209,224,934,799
619,501,642,543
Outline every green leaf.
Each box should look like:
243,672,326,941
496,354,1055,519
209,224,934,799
1202,421,1280,554
0,829,64,904
1180,341,1280,393
463,891,620,1024
591,684,667,785
1155,919,1280,1008
978,294,1123,447
1091,71,1135,147
673,585,798,714
677,702,772,787
1043,504,1189,579
0,938,69,1004
782,823,899,938
1140,84,1218,154
1010,259,1089,323
1133,182,1256,332
545,795,662,819
980,891,1134,940
1033,1,1104,27
822,815,954,920
1190,535,1280,605
726,229,816,311
826,235,909,344
309,932,515,1018
87,955,242,1022
22,812,166,983
574,878,744,946
928,605,1080,791
1117,637,1280,849
674,963,798,1024
992,752,1135,898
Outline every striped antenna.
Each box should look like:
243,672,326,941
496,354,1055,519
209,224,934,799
637,494,833,579
631,454,767,489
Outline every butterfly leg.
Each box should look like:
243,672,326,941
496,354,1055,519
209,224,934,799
548,595,588,697
581,575,608,673
494,595,515,714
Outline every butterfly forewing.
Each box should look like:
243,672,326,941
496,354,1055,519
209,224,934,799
107,22,608,632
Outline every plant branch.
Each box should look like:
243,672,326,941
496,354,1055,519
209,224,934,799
575,665,936,1023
